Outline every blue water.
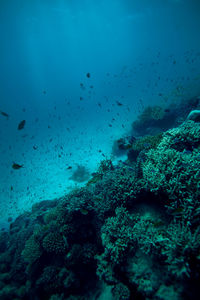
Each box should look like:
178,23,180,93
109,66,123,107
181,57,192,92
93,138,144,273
1,0,200,227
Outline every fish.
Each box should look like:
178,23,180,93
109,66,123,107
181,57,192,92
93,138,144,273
18,120,26,130
80,83,85,90
116,101,123,106
12,163,24,169
66,166,72,170
0,111,9,118
172,207,184,215
80,209,88,215
152,220,164,228
86,72,91,78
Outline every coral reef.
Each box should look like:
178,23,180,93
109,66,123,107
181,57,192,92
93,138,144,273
1,107,200,299
131,95,200,136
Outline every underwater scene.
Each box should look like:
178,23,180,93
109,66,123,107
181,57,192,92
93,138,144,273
1,0,200,299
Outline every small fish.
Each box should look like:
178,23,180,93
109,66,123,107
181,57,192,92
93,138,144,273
42,90,47,94
10,186,13,191
12,163,24,169
153,221,164,228
0,111,9,118
116,101,123,106
80,83,85,90
33,145,38,150
18,120,26,130
86,72,91,78
80,209,88,215
66,166,72,170
91,172,98,176
172,207,184,215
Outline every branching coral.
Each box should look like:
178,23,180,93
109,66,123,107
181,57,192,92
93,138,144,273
142,121,200,219
100,207,136,264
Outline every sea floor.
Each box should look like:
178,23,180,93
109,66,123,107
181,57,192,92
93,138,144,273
0,124,127,230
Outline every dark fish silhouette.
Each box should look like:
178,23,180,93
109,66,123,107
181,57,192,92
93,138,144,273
80,83,85,90
86,73,91,78
0,111,9,118
18,120,26,130
12,163,24,169
116,101,123,106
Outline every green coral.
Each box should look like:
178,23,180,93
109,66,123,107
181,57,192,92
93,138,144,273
44,205,68,225
133,133,163,152
100,207,136,264
132,105,166,133
127,133,163,161
42,232,67,254
112,283,130,300
161,221,200,279
22,234,42,265
87,159,114,186
137,106,165,122
142,121,200,217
